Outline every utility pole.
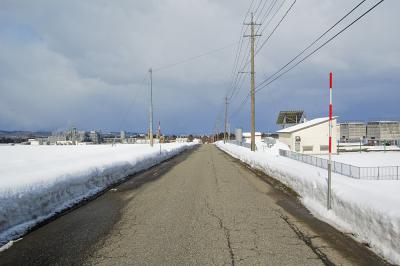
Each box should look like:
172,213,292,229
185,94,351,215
157,121,161,141
228,122,231,141
244,13,261,152
216,119,220,142
224,96,228,144
149,68,154,147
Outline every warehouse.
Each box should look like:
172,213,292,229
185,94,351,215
340,122,366,142
277,117,338,154
367,121,400,145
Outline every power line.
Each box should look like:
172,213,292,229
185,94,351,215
227,0,257,99
254,0,270,23
230,92,250,119
236,0,296,79
229,34,250,96
256,0,286,47
228,40,251,100
255,0,384,93
256,0,279,33
256,0,369,89
253,0,264,18
152,42,237,72
230,0,384,119
229,0,286,103
255,0,296,55
118,73,148,130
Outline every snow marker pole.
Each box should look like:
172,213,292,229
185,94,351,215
328,72,333,210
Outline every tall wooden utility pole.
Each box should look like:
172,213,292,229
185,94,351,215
244,13,261,151
224,96,228,144
149,68,154,147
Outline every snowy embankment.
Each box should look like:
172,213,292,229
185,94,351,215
216,141,400,265
0,143,196,248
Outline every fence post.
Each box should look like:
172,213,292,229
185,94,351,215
397,166,399,180
377,167,380,180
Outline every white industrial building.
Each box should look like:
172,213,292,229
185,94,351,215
340,122,367,142
367,121,400,145
277,117,338,154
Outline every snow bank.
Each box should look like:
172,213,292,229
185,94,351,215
0,143,196,247
216,141,400,264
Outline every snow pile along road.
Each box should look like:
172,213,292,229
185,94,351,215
0,143,196,247
216,141,400,265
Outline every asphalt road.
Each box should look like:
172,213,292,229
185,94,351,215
0,145,389,265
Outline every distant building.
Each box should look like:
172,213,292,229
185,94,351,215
28,139,40,146
176,137,188,143
243,132,262,143
56,140,74,145
340,122,366,142
120,131,126,143
277,117,338,154
367,121,400,145
90,130,102,144
48,132,67,145
77,131,89,143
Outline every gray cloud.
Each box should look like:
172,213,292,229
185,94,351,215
0,0,398,134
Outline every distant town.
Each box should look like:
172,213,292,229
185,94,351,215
2,113,399,152
0,128,207,145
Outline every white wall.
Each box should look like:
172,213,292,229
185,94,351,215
278,119,337,154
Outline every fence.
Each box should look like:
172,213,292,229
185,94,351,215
279,149,399,180
227,140,252,149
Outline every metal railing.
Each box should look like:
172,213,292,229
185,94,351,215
279,149,399,180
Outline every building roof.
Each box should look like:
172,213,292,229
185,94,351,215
243,132,261,137
277,117,337,133
340,121,365,125
368,121,399,124
276,111,304,125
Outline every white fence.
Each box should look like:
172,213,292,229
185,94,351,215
279,149,399,180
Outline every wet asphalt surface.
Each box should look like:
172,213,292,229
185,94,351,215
0,145,390,265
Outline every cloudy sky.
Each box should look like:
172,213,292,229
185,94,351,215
0,0,398,134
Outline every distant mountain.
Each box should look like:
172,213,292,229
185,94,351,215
0,130,51,138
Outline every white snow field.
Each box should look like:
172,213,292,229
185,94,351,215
319,151,400,167
0,143,196,248
216,141,400,265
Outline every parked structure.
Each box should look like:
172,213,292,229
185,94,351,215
367,121,400,145
340,122,367,142
277,117,338,154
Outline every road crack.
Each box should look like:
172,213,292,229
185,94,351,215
275,210,335,266
209,150,221,193
204,199,235,266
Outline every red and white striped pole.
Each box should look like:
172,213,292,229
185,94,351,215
327,72,333,210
